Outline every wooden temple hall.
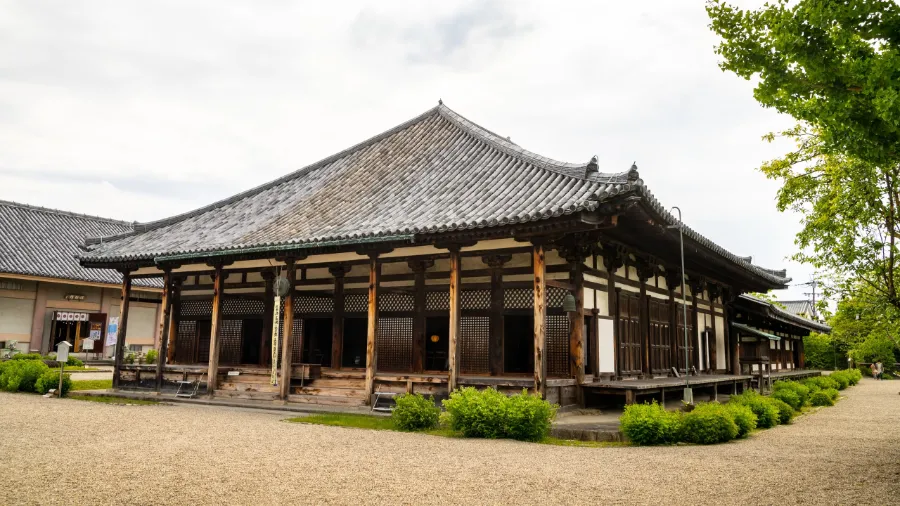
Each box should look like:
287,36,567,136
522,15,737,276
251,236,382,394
78,103,810,408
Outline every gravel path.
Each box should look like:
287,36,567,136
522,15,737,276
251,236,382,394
2,379,898,505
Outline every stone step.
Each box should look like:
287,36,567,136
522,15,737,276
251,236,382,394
218,381,280,394
286,394,367,407
293,386,367,398
214,390,280,401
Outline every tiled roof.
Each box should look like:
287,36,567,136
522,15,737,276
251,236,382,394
740,295,830,333
78,104,789,287
779,300,815,317
0,201,161,288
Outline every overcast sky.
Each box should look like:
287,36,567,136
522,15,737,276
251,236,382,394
0,1,816,300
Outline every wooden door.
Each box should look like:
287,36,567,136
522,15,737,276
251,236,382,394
648,299,671,374
674,304,695,373
618,292,642,376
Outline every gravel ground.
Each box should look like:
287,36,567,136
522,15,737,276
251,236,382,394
1,379,898,505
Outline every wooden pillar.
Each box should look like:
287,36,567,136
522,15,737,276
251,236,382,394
409,260,432,374
533,243,547,397
724,291,740,375
207,266,225,397
564,250,587,385
166,277,181,364
155,271,173,392
798,337,806,369
602,249,623,379
363,256,380,403
665,270,679,373
589,255,600,378
448,248,462,392
330,265,350,369
261,271,275,367
484,254,510,376
708,284,720,372
112,270,133,389
279,260,297,400
689,278,702,374
635,260,653,377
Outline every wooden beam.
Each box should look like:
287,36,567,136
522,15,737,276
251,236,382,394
112,271,133,389
364,257,380,404
448,249,462,392
279,260,297,400
155,271,173,392
329,265,350,369
533,244,547,397
206,266,225,396
261,271,274,367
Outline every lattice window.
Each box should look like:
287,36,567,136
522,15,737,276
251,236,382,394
504,288,533,309
175,320,196,363
547,287,566,308
426,291,449,311
291,318,303,363
376,317,412,372
461,290,490,310
379,292,414,312
181,300,212,318
219,320,243,365
345,293,368,313
459,317,490,374
198,324,211,363
296,295,334,313
222,298,264,316
546,314,569,377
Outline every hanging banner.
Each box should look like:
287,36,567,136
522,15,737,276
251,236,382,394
271,294,281,386
106,317,119,347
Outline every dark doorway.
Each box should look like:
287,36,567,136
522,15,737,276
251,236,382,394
303,318,333,366
241,319,263,365
585,315,594,375
425,317,449,371
52,320,77,352
342,318,367,368
504,315,534,374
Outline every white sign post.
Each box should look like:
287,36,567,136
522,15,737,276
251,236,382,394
56,341,72,397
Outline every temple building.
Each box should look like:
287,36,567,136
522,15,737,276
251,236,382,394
77,103,819,407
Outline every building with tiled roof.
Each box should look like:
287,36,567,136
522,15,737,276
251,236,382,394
0,201,162,356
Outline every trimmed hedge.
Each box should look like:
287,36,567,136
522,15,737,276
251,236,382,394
620,401,683,445
681,403,739,444
392,393,440,431
824,387,840,402
0,359,50,393
770,398,795,424
442,387,557,442
725,403,758,438
729,391,780,428
9,353,43,361
828,371,850,390
35,370,72,396
773,380,809,408
810,390,834,406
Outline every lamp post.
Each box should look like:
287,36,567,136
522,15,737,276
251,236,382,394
668,207,693,404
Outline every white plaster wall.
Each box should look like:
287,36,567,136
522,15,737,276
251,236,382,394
584,288,595,310
0,297,34,339
715,315,726,370
596,290,609,317
598,318,615,373
110,304,158,345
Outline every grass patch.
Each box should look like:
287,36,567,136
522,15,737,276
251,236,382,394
69,395,159,405
71,379,112,391
540,437,629,448
63,367,102,372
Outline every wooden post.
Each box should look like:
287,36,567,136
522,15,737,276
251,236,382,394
279,260,297,400
448,248,462,392
260,271,274,367
798,337,806,369
689,278,702,374
112,270,133,390
635,260,653,377
364,256,380,403
567,255,586,385
602,248,623,379
533,243,547,397
708,284,720,371
155,271,173,392
166,277,181,364
409,260,432,373
665,270,680,374
329,265,350,369
483,254,510,376
207,266,225,397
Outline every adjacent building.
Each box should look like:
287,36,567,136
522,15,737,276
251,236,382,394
0,201,163,356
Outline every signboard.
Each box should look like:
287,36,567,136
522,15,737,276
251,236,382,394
81,339,94,351
56,312,89,322
106,317,119,347
271,294,281,386
89,322,102,340
56,341,71,364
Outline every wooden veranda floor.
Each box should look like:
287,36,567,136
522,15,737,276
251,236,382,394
583,374,754,405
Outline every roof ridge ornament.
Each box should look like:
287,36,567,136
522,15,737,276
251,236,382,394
584,155,599,178
627,162,639,182
438,98,443,105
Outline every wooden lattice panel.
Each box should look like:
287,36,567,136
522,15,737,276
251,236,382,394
547,287,566,308
376,317,413,372
175,320,196,363
296,295,334,314
504,288,533,309
426,291,449,311
291,318,303,363
223,298,264,316
379,292,414,312
546,314,569,376
181,300,212,318
461,290,490,310
219,320,243,365
345,293,368,313
198,327,210,363
459,316,490,374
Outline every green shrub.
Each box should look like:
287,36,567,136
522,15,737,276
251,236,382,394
619,401,683,445
805,376,840,392
66,356,84,367
35,370,72,396
773,381,810,407
0,359,50,393
828,371,850,390
725,403,757,438
124,353,135,365
145,349,158,365
10,353,43,361
770,398,795,424
824,387,840,402
442,387,557,441
730,391,780,428
391,393,440,431
859,365,873,378
846,368,862,385
771,389,801,412
680,403,738,445
810,390,834,406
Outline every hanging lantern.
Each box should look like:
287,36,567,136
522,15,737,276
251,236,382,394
562,292,578,313
274,277,291,297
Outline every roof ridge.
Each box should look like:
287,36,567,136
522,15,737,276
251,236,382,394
84,106,445,246
0,199,134,226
